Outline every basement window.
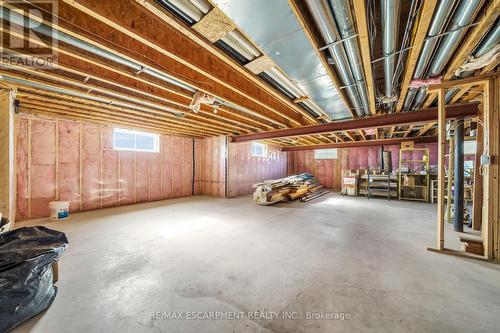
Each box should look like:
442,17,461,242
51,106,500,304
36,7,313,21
251,142,267,157
113,128,160,153
314,148,338,160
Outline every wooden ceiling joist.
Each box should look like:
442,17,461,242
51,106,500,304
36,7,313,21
55,0,316,127
0,28,275,132
288,0,356,118
352,0,378,116
395,0,438,113
443,0,500,81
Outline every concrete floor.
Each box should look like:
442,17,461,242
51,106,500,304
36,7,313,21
13,193,500,333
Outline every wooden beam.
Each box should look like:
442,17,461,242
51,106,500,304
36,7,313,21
472,104,484,230
416,122,436,136
352,0,377,115
427,72,499,91
437,89,446,250
231,103,479,142
395,0,438,112
282,135,438,151
344,132,355,142
482,78,499,259
0,89,15,229
443,0,500,81
403,124,415,137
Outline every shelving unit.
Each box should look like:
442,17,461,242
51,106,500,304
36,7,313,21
359,172,398,200
398,148,430,202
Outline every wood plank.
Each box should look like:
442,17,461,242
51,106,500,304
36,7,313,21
352,0,377,115
437,89,446,250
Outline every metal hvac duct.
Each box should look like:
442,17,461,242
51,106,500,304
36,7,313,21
381,0,401,100
162,0,204,21
0,74,185,116
445,20,500,101
305,0,366,117
328,0,369,115
410,0,485,110
403,0,458,110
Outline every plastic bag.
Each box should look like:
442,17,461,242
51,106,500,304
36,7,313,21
0,226,68,332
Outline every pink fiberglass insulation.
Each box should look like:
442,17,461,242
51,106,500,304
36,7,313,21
197,136,226,197
30,119,57,218
58,121,81,211
119,151,135,205
135,152,150,203
16,118,29,219
161,135,174,199
181,138,193,197
227,141,287,197
149,151,162,201
287,150,342,190
15,114,198,220
172,136,183,198
82,123,101,210
102,149,119,207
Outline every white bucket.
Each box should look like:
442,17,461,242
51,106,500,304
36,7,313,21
49,201,70,220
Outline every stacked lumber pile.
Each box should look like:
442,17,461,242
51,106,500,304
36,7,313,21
253,173,328,205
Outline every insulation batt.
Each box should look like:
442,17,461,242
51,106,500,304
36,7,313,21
455,45,500,76
409,76,442,89
189,91,215,113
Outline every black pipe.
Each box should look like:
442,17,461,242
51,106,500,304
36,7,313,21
454,119,464,232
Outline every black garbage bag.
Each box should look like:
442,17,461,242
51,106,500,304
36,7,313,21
0,226,68,333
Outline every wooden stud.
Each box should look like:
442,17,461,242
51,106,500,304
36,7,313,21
27,118,32,218
79,122,83,210
396,0,438,112
437,88,446,250
100,125,103,208
352,0,379,115
54,121,59,200
446,135,454,224
472,105,484,230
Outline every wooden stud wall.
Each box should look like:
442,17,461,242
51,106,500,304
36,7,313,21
15,113,194,220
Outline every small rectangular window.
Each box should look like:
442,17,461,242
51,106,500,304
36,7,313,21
314,148,338,159
251,142,267,157
113,128,159,153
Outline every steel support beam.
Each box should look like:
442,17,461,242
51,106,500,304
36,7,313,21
232,103,479,142
282,135,438,151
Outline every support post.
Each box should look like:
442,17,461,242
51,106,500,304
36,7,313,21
446,135,454,224
472,105,483,230
437,89,446,250
482,78,499,259
0,89,16,230
454,119,464,232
